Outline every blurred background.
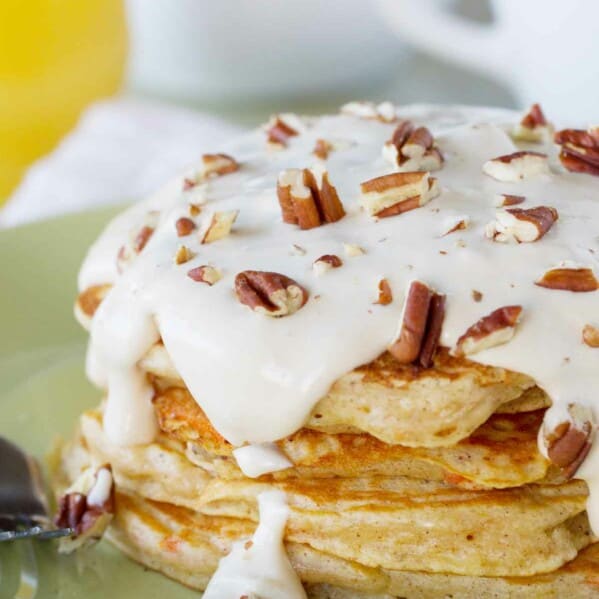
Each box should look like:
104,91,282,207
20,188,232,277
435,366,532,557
1,0,597,226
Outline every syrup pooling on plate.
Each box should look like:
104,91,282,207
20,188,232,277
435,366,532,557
78,105,599,531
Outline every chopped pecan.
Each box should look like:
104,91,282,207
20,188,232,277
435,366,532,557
388,281,446,368
341,101,397,123
276,167,345,229
453,305,522,357
265,114,301,147
199,210,239,243
536,264,598,292
482,151,549,182
199,153,239,179
175,217,196,237
583,324,599,348
555,127,599,176
187,265,222,285
441,215,470,236
360,171,439,217
496,194,525,207
485,206,558,243
174,245,194,265
374,278,393,305
343,243,365,257
543,404,594,478
383,121,443,171
235,271,309,317
313,254,342,276
313,139,333,160
512,103,553,143
55,465,115,553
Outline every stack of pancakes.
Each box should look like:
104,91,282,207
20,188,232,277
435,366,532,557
58,295,598,597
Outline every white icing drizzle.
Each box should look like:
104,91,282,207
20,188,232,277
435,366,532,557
203,490,306,599
78,105,599,531
233,444,293,478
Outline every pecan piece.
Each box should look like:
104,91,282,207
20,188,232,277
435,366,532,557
55,465,115,553
265,114,301,148
482,151,549,182
235,271,309,317
199,210,239,244
388,281,446,368
495,194,525,207
374,278,393,305
536,265,598,292
199,153,239,179
313,139,333,160
453,305,522,357
511,103,553,143
485,205,558,243
187,265,222,285
276,167,345,229
360,171,440,218
313,254,342,276
555,127,599,176
583,324,599,348
175,217,196,237
341,100,397,123
543,404,594,478
383,121,443,172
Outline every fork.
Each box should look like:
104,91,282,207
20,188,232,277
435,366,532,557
0,437,72,542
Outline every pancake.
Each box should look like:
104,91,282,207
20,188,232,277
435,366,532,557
154,388,558,488
105,489,599,598
58,413,593,578
78,283,546,449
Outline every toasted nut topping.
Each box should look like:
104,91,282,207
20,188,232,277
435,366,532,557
313,138,333,160
277,166,345,229
235,271,309,317
485,205,558,243
133,225,154,253
360,171,440,218
495,194,526,207
174,245,194,265
388,281,446,368
482,151,549,182
583,324,599,348
189,203,202,217
187,265,222,285
265,114,301,147
183,177,198,191
313,254,342,276
453,305,522,357
441,215,470,236
471,289,483,302
55,465,115,553
543,404,594,478
199,210,239,244
76,284,112,319
535,265,598,292
375,278,393,305
175,217,196,237
511,103,553,143
341,100,397,123
343,243,365,257
199,153,239,180
383,121,444,172
554,127,599,176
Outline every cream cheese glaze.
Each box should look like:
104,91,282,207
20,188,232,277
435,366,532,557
78,104,599,531
202,490,306,598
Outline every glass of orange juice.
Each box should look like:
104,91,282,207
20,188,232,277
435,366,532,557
0,0,127,203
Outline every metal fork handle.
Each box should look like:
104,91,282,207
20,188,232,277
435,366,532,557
0,527,73,542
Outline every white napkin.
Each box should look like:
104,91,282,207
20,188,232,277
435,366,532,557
0,97,243,228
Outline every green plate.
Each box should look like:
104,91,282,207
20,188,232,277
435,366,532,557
0,208,197,598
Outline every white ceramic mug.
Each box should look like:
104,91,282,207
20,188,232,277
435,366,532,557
376,0,599,122
125,0,404,104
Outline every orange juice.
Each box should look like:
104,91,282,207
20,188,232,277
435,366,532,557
0,0,127,202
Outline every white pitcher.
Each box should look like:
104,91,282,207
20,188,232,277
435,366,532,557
376,0,599,122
